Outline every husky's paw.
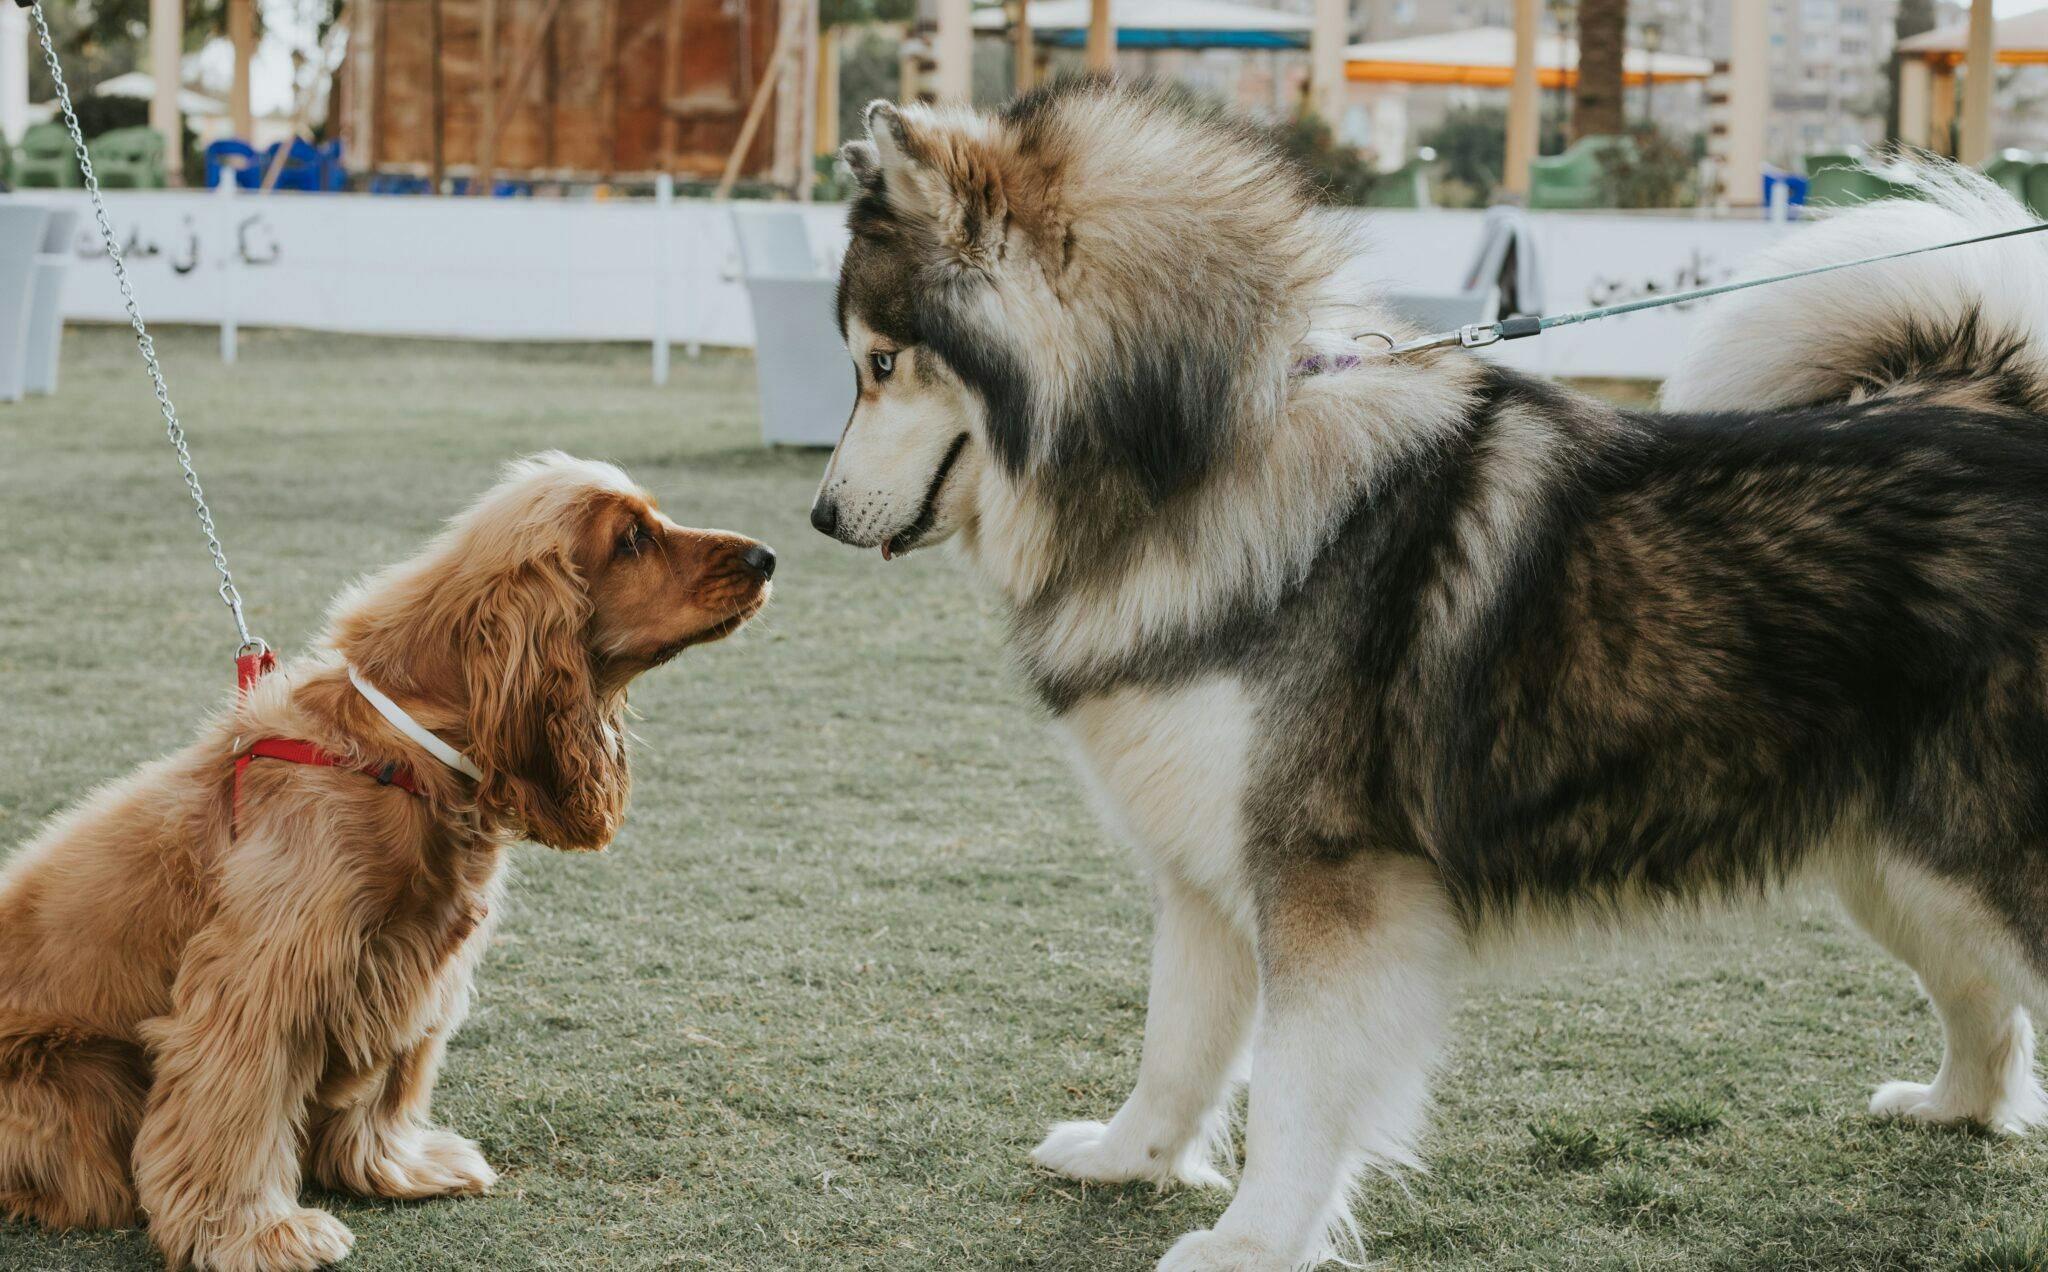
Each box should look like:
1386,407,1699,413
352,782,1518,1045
190,1206,354,1272
1871,1079,2048,1135
1157,1229,1295,1272
1031,1120,1229,1190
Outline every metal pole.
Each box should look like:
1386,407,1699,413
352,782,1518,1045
653,173,672,387
218,178,238,365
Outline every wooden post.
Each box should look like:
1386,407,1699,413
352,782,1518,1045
229,0,255,140
772,0,807,190
150,0,184,186
1960,0,1995,166
816,21,841,157
1931,62,1958,157
1503,0,1538,197
1899,56,1932,152
717,0,801,198
1086,0,1113,73
542,0,559,170
1012,0,1034,95
429,0,446,192
797,0,819,195
1724,0,1767,206
936,0,972,103
661,0,685,175
602,0,621,178
478,0,499,192
1310,0,1345,125
355,0,383,171
475,0,568,193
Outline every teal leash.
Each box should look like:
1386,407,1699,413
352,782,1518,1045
1366,217,2048,357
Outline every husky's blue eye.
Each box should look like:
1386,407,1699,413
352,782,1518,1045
870,351,896,382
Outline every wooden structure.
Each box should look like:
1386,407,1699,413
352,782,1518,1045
1899,0,2014,164
335,0,813,187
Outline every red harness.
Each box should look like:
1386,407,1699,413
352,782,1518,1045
230,649,425,835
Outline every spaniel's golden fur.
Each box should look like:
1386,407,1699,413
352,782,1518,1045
0,453,771,1271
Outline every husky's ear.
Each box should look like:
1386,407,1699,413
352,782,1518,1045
857,99,1006,259
864,100,915,175
840,139,880,185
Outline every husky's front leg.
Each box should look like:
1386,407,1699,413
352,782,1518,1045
1160,854,1456,1272
1034,875,1255,1189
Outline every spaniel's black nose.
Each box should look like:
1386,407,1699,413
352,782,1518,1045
741,545,777,580
809,500,839,536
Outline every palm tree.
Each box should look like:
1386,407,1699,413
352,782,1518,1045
1573,0,1627,138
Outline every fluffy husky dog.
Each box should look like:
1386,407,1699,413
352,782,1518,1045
810,77,2048,1270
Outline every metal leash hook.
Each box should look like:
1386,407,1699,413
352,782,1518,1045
24,0,267,666
1353,317,1542,357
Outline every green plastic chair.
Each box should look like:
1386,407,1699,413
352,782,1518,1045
1804,150,1920,206
2022,163,2048,220
13,121,81,189
1528,136,1635,210
1367,161,1427,208
88,126,168,189
1984,149,2039,206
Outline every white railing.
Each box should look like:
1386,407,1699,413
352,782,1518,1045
6,189,1798,381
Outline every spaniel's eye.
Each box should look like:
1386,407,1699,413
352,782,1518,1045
615,524,651,557
870,350,896,382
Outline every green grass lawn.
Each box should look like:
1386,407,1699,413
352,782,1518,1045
4,328,2047,1271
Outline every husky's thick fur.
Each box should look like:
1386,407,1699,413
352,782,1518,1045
812,77,2048,1270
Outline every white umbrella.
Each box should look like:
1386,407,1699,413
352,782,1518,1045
90,71,228,117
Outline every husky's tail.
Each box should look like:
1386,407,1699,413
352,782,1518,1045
1660,164,2048,414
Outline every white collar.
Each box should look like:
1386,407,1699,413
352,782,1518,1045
347,665,485,782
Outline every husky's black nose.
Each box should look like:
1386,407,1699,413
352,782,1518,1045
810,500,838,537
742,545,777,580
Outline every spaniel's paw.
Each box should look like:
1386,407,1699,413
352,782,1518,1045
1031,1120,1230,1190
1156,1229,1295,1272
416,1129,498,1195
189,1206,354,1272
320,1127,496,1199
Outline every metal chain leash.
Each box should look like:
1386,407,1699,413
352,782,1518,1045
25,1,265,656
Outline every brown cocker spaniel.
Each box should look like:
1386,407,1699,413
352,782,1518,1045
0,453,772,1271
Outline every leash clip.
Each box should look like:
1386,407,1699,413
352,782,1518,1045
1457,322,1503,349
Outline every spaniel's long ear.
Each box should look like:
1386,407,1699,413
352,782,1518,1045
463,554,628,852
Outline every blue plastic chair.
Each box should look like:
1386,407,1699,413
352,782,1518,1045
369,173,432,195
205,139,262,189
259,139,346,192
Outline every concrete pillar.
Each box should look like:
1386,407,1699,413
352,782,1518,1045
936,0,972,103
229,0,255,140
151,0,185,185
1931,64,1958,156
1724,0,1766,206
1503,0,1538,196
1960,0,1995,165
1087,0,1114,73
1,4,28,148
1899,57,1931,150
1310,0,1346,124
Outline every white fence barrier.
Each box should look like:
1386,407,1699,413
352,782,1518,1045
7,191,1797,381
